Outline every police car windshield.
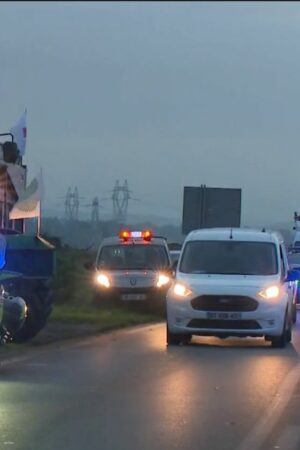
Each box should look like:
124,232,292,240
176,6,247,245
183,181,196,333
180,241,278,275
97,245,169,270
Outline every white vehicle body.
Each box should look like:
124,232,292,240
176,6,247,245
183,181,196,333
292,231,300,251
167,228,294,345
94,232,172,302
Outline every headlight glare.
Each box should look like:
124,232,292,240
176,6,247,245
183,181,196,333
157,273,170,288
258,285,280,300
173,283,192,297
96,273,110,288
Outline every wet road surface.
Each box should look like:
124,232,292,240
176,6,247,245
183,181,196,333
1,316,300,450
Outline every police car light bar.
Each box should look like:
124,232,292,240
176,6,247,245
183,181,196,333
119,229,131,241
119,229,153,242
141,230,153,241
131,231,143,238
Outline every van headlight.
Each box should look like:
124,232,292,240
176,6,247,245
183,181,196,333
95,273,111,288
156,273,170,288
173,282,192,298
258,285,280,300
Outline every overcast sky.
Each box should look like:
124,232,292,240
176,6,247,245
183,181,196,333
0,1,300,225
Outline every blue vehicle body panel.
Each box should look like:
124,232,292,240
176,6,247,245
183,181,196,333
3,235,55,279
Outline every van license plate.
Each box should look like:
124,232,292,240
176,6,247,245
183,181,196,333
121,294,146,301
206,312,242,320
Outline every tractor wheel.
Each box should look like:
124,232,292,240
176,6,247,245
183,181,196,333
4,278,54,342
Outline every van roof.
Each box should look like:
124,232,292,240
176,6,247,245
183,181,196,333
186,228,283,244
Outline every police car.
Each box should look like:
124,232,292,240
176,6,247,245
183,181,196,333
167,228,298,348
93,229,172,304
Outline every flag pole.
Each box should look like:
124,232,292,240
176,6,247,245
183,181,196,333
4,167,7,230
37,201,41,236
37,168,43,236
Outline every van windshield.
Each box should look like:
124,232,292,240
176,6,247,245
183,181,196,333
180,240,278,275
97,245,169,270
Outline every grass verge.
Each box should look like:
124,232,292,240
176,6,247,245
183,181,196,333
50,304,160,330
1,249,163,351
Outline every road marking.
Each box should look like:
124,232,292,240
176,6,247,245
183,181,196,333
238,363,300,450
24,363,49,367
273,425,300,449
0,354,39,368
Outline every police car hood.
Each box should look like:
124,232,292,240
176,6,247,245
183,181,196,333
109,270,158,288
177,273,280,292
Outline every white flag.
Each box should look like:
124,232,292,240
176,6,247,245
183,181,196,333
9,170,44,220
10,110,27,156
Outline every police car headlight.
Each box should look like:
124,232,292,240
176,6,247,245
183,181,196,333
258,285,280,300
157,273,170,288
173,283,192,298
95,273,111,288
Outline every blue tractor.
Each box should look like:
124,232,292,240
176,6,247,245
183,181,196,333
0,133,55,342
0,234,27,343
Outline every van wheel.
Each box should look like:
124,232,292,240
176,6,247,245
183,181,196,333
271,313,291,348
292,303,297,324
166,325,191,346
287,326,292,343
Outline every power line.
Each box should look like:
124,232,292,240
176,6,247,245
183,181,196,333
61,187,84,222
83,196,102,224
102,180,140,223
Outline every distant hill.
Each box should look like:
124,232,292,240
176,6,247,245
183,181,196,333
31,213,295,250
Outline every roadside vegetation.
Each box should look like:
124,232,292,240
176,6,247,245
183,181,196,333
0,246,164,352
50,248,162,333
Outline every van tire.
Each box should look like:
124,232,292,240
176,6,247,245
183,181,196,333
166,324,191,346
271,312,291,348
292,303,297,324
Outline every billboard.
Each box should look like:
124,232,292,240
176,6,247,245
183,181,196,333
182,185,242,235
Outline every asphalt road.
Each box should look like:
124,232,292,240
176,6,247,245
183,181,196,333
2,316,300,450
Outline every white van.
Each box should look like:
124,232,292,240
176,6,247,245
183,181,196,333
166,228,298,348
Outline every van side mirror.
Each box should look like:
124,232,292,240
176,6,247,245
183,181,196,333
285,269,300,283
84,260,94,271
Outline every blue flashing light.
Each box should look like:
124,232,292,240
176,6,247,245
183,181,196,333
0,235,7,270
